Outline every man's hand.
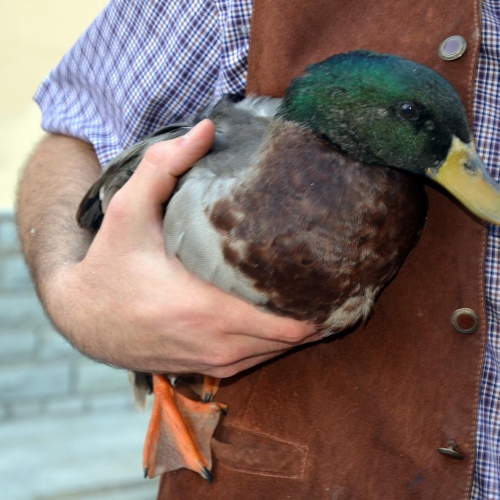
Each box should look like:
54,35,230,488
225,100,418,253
17,121,315,377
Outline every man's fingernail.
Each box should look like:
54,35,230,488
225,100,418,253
184,123,201,138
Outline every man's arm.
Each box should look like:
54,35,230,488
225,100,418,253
17,120,315,378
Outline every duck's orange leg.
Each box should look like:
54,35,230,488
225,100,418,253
143,374,227,481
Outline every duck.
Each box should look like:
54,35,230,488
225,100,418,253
77,50,500,483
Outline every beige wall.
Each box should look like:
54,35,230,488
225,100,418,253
0,0,109,209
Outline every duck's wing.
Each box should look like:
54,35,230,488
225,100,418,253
76,123,191,231
76,96,281,233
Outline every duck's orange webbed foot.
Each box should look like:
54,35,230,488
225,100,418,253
143,374,227,481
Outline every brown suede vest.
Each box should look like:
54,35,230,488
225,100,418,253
159,0,487,498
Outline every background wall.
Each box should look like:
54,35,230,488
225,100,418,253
0,0,110,208
0,2,160,498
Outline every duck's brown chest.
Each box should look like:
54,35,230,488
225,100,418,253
210,124,428,331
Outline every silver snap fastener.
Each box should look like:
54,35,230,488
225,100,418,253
439,35,467,61
438,443,464,460
451,308,479,334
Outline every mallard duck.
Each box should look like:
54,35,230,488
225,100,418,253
77,50,500,482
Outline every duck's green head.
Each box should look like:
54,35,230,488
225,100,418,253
278,50,500,225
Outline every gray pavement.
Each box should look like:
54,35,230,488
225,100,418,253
1,411,159,500
0,211,160,499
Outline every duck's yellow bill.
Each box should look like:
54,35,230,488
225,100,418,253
426,136,500,225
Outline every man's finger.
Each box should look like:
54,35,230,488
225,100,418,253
184,278,317,343
103,119,215,244
222,300,317,343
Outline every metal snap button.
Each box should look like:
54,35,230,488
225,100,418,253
438,443,464,460
439,35,467,61
451,308,479,334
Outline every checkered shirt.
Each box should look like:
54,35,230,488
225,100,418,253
34,0,500,497
471,1,500,497
35,0,251,166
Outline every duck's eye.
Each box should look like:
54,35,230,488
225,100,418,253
398,102,419,121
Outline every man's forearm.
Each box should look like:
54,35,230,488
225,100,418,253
17,134,101,295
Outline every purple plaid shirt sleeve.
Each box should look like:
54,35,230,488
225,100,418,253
34,0,500,497
34,0,252,166
471,0,500,497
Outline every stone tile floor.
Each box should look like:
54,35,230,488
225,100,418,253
1,411,159,500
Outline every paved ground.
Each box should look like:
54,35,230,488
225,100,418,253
1,412,159,500
0,210,160,499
